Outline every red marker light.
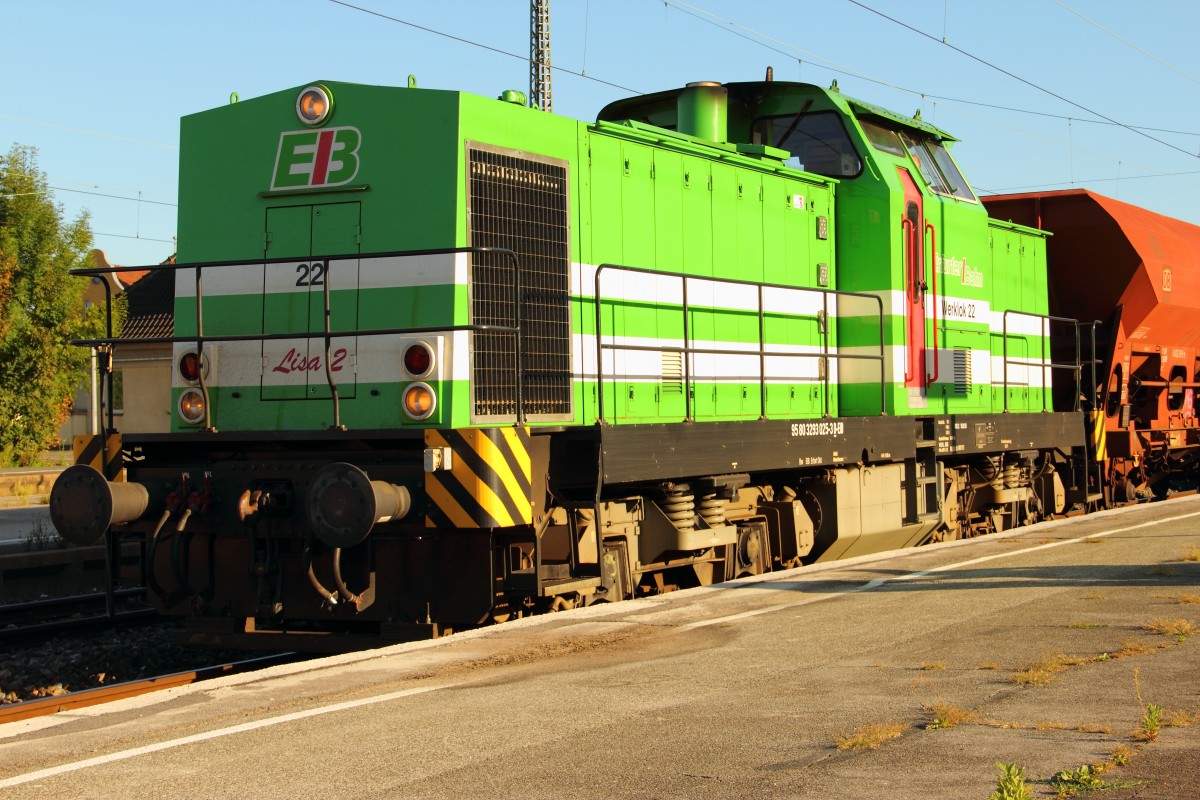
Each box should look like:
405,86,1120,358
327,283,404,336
179,352,201,382
403,343,433,377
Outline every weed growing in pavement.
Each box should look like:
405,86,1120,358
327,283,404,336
1033,720,1068,730
834,722,907,750
1082,592,1108,601
1138,704,1163,742
1111,639,1161,659
924,701,973,730
1109,745,1135,767
1142,618,1197,641
977,660,1000,670
1009,652,1089,686
1132,667,1162,742
21,517,64,551
988,762,1033,800
1165,708,1200,727
1048,762,1140,797
1067,621,1105,629
1153,592,1200,605
1179,546,1200,562
919,661,946,671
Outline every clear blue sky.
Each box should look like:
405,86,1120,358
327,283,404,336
5,0,1198,267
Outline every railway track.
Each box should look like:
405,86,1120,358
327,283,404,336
0,589,156,639
0,654,300,725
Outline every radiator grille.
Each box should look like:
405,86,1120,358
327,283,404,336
468,146,572,419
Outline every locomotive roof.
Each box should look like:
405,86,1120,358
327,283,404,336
598,80,958,142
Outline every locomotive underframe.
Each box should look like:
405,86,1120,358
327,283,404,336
108,411,1087,651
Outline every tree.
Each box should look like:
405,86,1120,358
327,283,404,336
0,144,107,465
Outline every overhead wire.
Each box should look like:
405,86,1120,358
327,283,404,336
979,167,1200,195
1050,0,1200,87
324,0,644,94
660,0,1198,185
844,0,1198,160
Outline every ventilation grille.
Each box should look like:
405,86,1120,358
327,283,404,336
661,351,683,394
468,146,572,419
953,348,972,395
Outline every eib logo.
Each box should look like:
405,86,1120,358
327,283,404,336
271,127,361,191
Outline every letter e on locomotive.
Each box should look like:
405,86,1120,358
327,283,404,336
423,428,532,528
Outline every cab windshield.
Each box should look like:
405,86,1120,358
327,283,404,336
898,131,976,202
752,111,862,178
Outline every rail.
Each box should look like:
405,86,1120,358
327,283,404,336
1000,310,1096,413
593,263,887,423
70,246,527,430
0,653,299,725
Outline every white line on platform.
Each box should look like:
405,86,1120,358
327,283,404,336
0,684,449,789
679,508,1200,630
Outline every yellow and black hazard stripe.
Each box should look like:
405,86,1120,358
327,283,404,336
1089,410,1107,462
73,433,124,481
424,427,532,529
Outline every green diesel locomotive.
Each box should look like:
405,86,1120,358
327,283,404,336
50,77,1089,649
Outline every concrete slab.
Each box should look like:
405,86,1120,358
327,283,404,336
1,497,1198,798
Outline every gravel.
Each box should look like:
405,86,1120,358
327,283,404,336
1,623,263,705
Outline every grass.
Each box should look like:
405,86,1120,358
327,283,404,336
1009,652,1091,686
1154,592,1200,605
924,702,974,730
834,722,907,750
21,517,64,551
1166,708,1200,727
1142,618,1197,641
1109,744,1135,767
1110,639,1163,659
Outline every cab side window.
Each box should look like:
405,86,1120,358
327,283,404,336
753,111,863,178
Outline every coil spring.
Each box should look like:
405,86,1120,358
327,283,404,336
698,493,728,526
988,456,1005,491
660,483,696,533
1003,463,1021,489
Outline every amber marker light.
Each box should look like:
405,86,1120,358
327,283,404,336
178,389,206,424
403,383,436,420
297,85,332,125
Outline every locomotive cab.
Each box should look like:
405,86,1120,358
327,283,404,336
600,80,1052,418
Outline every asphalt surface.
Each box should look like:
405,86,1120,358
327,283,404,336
2,497,1199,799
0,506,53,548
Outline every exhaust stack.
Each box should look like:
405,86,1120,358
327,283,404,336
677,82,728,143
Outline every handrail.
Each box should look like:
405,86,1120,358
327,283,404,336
71,246,526,429
1001,309,1087,413
925,222,939,384
593,263,887,424
901,217,915,385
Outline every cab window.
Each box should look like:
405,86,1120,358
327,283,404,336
859,119,905,157
899,131,976,202
753,111,862,178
